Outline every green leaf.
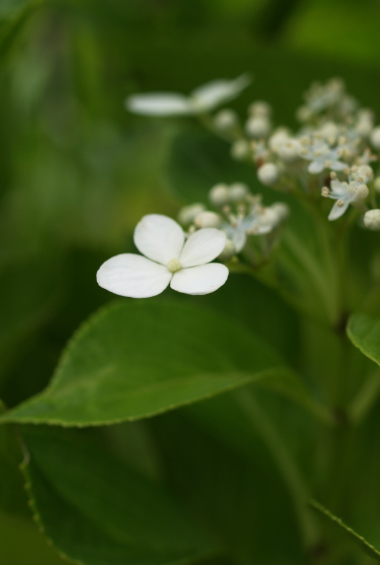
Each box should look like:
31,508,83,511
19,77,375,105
309,500,380,561
21,425,215,565
347,313,380,366
149,409,308,565
0,300,295,427
0,399,29,518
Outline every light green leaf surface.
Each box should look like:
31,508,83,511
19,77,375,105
347,313,380,366
309,500,380,561
21,425,214,565
0,300,295,427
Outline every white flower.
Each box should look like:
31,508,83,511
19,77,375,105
97,215,229,298
322,179,369,221
126,74,251,116
299,137,346,174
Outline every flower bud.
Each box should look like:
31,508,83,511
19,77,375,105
364,209,380,230
270,202,289,222
353,184,369,202
209,184,230,206
257,163,279,186
370,126,380,150
229,183,248,201
178,203,205,225
248,101,271,117
214,109,238,131
231,139,250,160
246,116,271,138
374,177,380,193
194,211,221,228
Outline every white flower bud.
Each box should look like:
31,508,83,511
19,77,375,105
245,116,271,138
178,203,205,225
248,101,271,117
229,183,248,201
214,109,238,131
194,211,221,228
269,128,290,151
318,121,339,140
370,127,380,149
257,163,279,186
357,165,373,183
374,178,380,193
270,202,289,222
231,139,250,160
209,183,230,206
364,209,380,230
353,184,369,202
276,138,300,163
218,239,236,261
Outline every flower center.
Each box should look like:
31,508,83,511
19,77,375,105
167,258,182,273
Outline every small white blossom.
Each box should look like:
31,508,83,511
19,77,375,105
364,209,380,230
97,215,228,297
258,163,279,186
299,137,346,174
322,178,369,221
126,74,251,116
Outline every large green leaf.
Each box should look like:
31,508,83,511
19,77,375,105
309,500,380,562
0,399,29,518
0,300,299,427
21,425,214,565
347,313,380,366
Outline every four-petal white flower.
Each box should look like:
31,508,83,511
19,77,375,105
97,215,229,298
299,138,346,174
125,74,251,116
322,178,369,220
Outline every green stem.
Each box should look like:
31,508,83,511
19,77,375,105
235,389,321,554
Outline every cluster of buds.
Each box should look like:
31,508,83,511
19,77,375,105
177,182,288,261
213,78,380,228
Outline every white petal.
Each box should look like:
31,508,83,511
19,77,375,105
191,74,251,112
328,200,350,221
308,160,325,174
126,93,193,116
231,230,247,253
170,264,229,295
330,161,347,171
134,215,185,265
179,228,227,268
97,254,172,298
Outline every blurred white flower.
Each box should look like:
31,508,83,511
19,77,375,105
97,215,228,297
322,179,369,221
299,137,346,174
126,74,251,116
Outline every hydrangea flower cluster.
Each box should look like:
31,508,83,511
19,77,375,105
97,76,380,299
177,182,288,257
209,77,380,227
